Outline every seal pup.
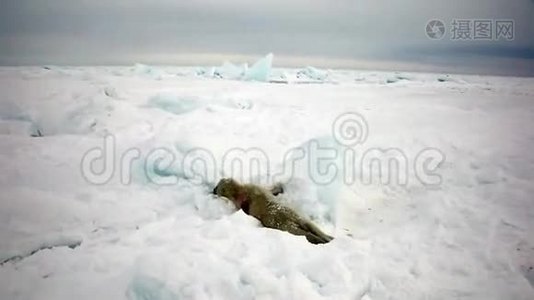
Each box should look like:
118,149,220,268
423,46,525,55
213,178,333,244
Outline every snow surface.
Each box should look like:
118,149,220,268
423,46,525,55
1,66,534,299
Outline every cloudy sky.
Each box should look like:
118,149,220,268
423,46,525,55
1,0,533,75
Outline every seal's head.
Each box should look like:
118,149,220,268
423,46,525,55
212,178,246,208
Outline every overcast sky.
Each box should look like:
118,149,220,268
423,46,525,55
1,0,533,75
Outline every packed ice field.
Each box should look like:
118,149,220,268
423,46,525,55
0,58,533,299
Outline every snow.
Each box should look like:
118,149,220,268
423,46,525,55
0,120,36,136
0,66,534,299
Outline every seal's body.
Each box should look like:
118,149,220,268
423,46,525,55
213,178,333,244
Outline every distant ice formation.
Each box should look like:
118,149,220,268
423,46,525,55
214,61,247,80
296,66,329,81
243,53,273,82
194,54,337,83
132,63,162,80
385,73,411,84
198,53,273,82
